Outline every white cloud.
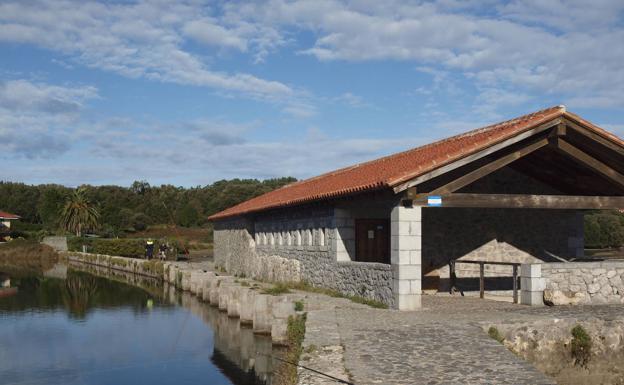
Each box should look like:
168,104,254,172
183,18,248,51
282,102,317,118
473,88,531,120
0,79,98,159
0,0,293,103
0,79,97,114
333,92,367,108
4,0,620,114
498,0,624,32
27,113,421,186
221,0,624,109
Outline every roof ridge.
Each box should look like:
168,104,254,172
273,105,566,191
209,105,611,221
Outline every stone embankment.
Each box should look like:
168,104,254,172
62,252,305,345
487,317,624,385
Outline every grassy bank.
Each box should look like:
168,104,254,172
0,239,59,274
264,282,388,309
273,313,307,385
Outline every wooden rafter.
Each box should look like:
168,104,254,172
392,118,562,193
410,193,624,209
564,118,624,157
555,138,624,188
424,138,549,195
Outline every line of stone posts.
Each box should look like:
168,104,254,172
164,263,303,345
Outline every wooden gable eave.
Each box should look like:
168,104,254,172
392,117,564,193
395,115,624,200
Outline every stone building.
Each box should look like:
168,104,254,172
209,106,624,310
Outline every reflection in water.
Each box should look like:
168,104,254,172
173,289,287,385
0,266,286,385
62,273,99,319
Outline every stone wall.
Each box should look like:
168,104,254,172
214,216,255,273
41,236,68,251
423,165,582,283
542,262,624,305
213,201,395,306
316,261,393,305
521,261,624,305
255,205,335,263
422,208,584,290
214,217,302,283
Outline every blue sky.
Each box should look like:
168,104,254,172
1,0,623,187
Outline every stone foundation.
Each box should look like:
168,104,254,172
521,261,624,305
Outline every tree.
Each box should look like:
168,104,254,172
37,186,67,229
0,177,297,235
59,187,100,236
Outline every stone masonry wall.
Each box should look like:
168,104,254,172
422,208,584,290
541,261,624,305
214,204,395,306
214,217,302,283
421,166,584,291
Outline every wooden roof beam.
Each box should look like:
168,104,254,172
564,118,624,157
411,193,624,209
424,137,549,195
555,138,624,188
392,118,562,193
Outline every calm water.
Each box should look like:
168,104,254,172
0,269,280,385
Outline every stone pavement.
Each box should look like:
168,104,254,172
174,260,624,384
299,295,624,385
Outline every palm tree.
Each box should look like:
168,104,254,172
59,187,100,236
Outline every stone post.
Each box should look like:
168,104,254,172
520,263,545,306
391,205,422,310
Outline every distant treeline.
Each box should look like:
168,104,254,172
0,178,296,236
584,211,624,249
3,178,623,249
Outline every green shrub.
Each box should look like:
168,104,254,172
294,300,304,311
68,237,145,258
262,283,292,295
488,326,505,343
571,325,592,367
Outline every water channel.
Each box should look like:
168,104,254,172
0,265,286,385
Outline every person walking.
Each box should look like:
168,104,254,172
145,239,155,260
158,241,168,260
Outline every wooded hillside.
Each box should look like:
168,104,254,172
0,178,296,237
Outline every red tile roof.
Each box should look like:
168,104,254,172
0,211,19,220
209,106,623,220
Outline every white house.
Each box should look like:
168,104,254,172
0,211,20,230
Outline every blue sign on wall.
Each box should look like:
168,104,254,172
427,196,442,207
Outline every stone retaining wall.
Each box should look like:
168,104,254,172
65,251,304,344
61,251,164,278
320,261,393,306
521,261,624,305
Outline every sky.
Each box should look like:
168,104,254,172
1,0,624,187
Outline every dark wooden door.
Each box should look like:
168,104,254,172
355,219,390,264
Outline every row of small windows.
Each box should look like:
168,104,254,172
255,228,327,247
